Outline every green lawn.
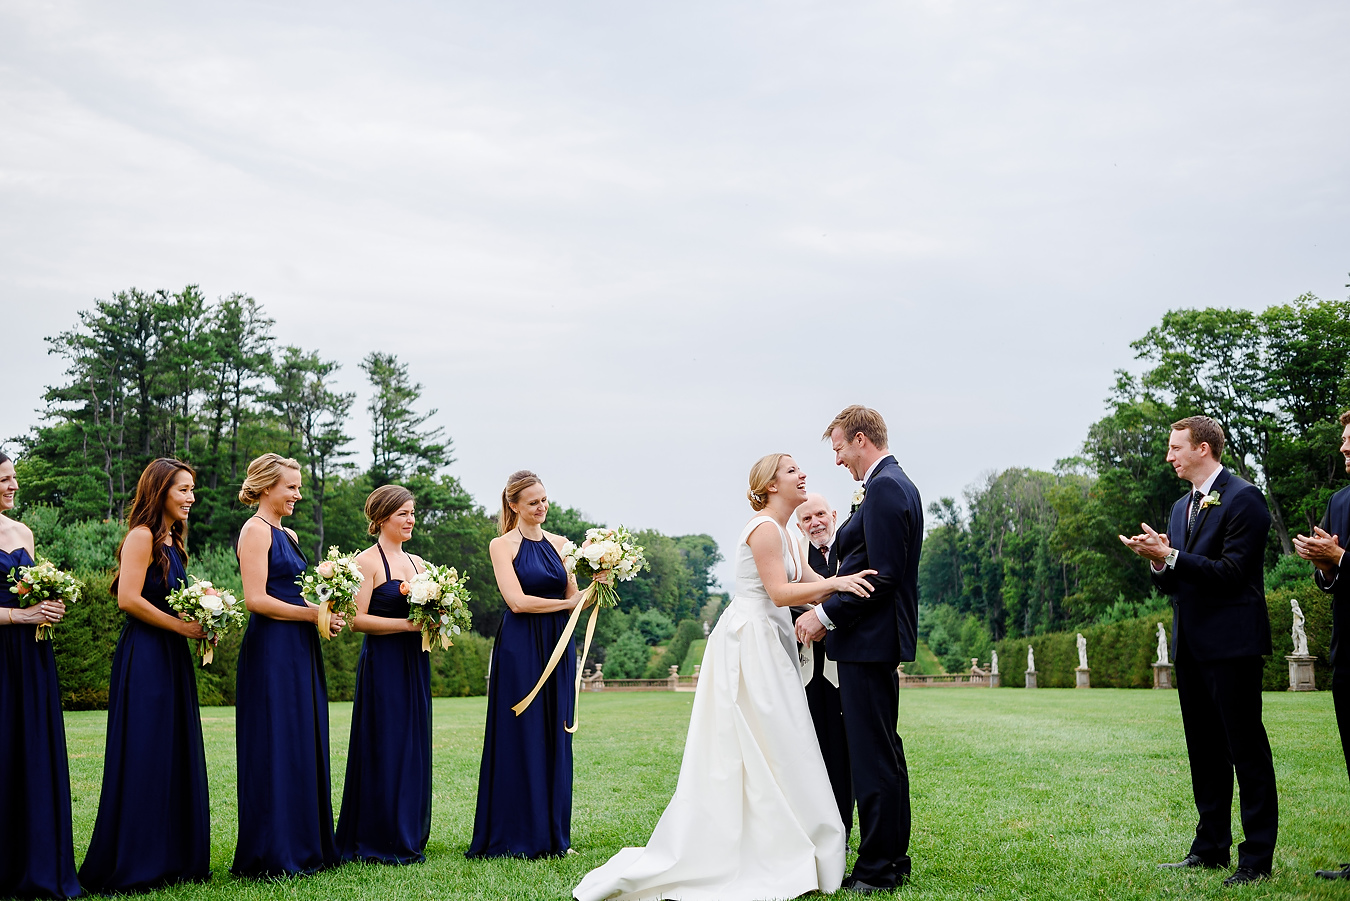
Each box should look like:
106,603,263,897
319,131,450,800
62,689,1348,900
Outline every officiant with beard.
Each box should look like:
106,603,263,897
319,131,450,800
793,493,853,840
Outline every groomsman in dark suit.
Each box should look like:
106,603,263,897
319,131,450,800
1120,415,1278,887
792,493,853,839
1294,411,1350,880
797,405,922,893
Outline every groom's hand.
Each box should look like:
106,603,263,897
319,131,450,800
795,608,827,643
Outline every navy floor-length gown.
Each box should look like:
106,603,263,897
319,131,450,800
467,533,575,858
79,545,211,893
335,545,432,864
0,547,82,899
232,525,340,878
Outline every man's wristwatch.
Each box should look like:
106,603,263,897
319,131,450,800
1163,548,1179,569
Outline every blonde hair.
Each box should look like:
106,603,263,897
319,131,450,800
365,484,415,536
500,470,543,535
821,404,889,450
238,453,302,506
747,453,789,511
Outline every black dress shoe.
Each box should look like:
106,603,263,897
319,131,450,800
841,878,891,894
1223,867,1269,887
1158,853,1229,870
1316,864,1350,880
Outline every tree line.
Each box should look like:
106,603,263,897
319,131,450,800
918,292,1350,674
9,286,723,700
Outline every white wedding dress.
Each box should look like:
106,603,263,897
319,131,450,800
574,516,846,901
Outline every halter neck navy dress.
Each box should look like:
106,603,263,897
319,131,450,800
79,544,211,893
467,533,575,858
335,545,432,864
0,546,82,899
231,524,339,877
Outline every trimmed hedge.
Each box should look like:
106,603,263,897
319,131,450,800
993,581,1333,691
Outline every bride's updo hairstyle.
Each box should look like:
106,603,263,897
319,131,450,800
500,470,543,535
747,453,789,512
365,484,415,536
238,453,302,506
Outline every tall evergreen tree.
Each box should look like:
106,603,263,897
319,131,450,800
360,351,452,486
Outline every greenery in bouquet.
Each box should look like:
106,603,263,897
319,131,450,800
167,575,245,665
297,546,362,639
562,526,647,608
7,555,83,640
403,563,474,651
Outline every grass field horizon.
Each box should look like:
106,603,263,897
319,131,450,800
62,689,1347,900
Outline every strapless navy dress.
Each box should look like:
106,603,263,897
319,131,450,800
231,524,339,877
467,534,575,858
79,545,211,892
0,547,82,899
335,545,432,864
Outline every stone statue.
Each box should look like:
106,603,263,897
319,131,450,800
1291,598,1309,657
1155,622,1170,666
1076,632,1088,670
1026,644,1035,672
990,650,999,675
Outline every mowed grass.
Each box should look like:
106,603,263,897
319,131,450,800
62,688,1348,901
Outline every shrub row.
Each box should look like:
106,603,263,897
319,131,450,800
991,579,1332,691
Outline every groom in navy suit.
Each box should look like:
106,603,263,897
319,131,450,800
1120,415,1277,887
796,405,922,893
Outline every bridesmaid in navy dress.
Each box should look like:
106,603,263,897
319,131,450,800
336,484,432,864
231,453,344,878
79,458,211,892
468,470,581,858
0,452,81,899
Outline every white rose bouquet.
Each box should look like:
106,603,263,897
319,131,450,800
297,546,362,639
515,526,647,732
402,563,474,652
560,526,647,609
167,576,245,665
7,556,83,641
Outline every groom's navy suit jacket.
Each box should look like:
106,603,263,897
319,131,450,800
1314,485,1350,668
1151,467,1272,662
821,455,922,664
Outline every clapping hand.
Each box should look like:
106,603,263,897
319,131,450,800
1118,523,1171,562
1294,526,1344,573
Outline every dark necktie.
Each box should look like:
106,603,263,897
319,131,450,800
1186,489,1204,537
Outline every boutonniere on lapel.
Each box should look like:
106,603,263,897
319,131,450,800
851,485,866,511
1200,490,1221,510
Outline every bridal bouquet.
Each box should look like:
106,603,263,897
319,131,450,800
7,556,83,641
298,547,362,639
403,563,473,652
167,576,245,665
561,526,648,608
515,527,647,731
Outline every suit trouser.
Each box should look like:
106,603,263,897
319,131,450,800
805,654,853,836
1175,654,1278,871
836,661,910,885
1334,665,1350,790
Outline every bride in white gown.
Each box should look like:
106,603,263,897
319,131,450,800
574,453,877,901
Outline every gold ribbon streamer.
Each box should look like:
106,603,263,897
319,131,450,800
512,583,598,730
315,600,332,640
200,640,215,666
419,627,457,653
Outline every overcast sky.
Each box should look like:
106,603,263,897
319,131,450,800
2,1,1347,588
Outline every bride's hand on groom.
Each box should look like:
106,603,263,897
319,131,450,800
831,569,877,598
